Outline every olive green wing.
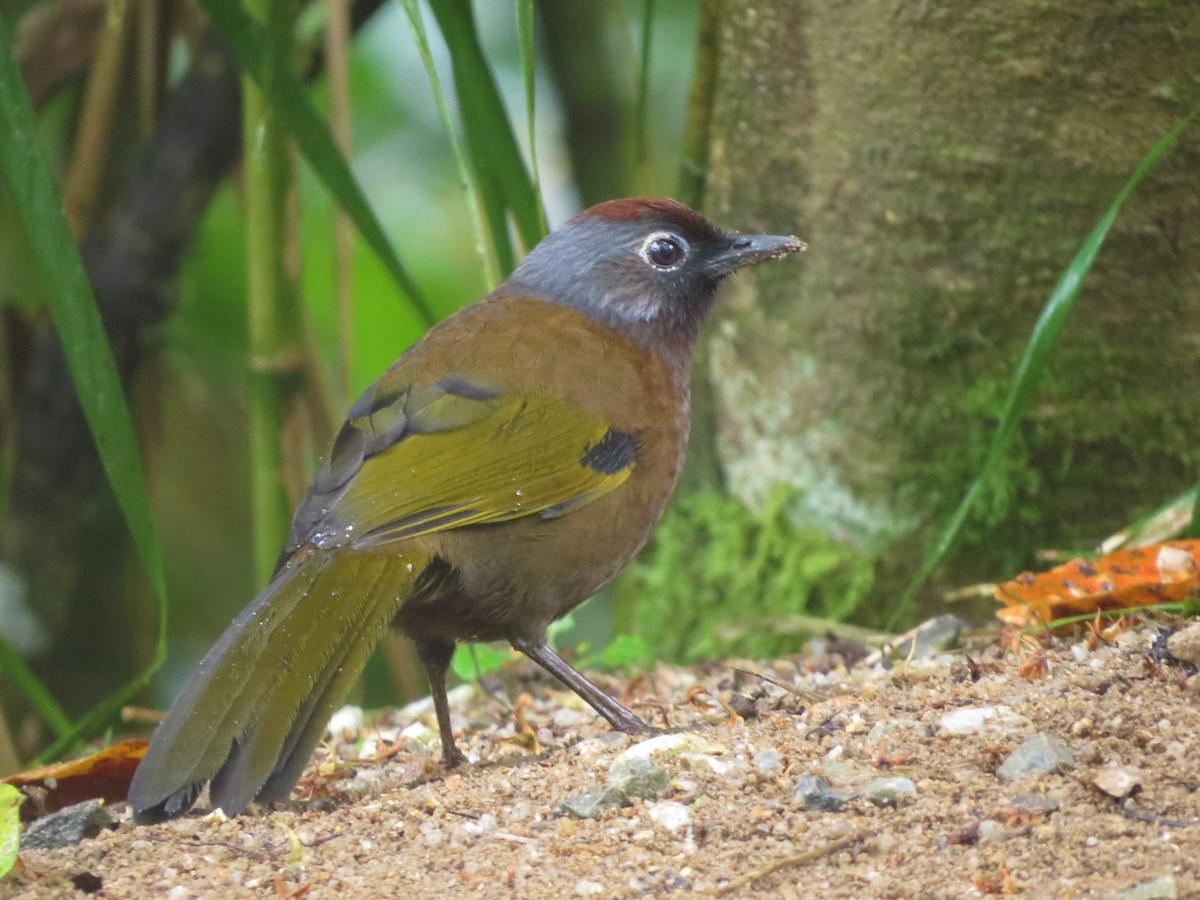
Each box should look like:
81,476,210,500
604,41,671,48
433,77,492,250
282,374,638,558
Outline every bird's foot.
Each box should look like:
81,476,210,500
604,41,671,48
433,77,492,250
440,744,469,769
611,715,657,736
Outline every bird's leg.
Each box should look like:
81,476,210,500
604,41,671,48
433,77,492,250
415,638,468,768
511,637,653,735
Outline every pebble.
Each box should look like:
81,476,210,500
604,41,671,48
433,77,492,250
552,707,590,728
1091,767,1143,799
997,732,1075,782
893,614,966,660
1166,623,1200,666
607,757,669,799
463,813,498,837
1010,794,1060,815
557,788,626,819
976,820,1009,844
865,718,924,748
752,749,784,777
792,774,849,811
575,879,604,896
940,706,1028,736
858,776,917,806
21,799,112,850
647,801,692,834
326,705,363,736
1105,875,1178,900
614,732,739,776
613,733,726,764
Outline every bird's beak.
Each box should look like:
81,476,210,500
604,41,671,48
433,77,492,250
707,232,806,275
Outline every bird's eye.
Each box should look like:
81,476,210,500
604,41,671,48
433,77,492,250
641,234,687,270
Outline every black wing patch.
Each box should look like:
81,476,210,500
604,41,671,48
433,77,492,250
580,428,639,475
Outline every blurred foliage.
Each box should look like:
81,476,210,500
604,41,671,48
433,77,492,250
623,487,875,664
0,0,1193,770
0,0,705,749
0,782,21,878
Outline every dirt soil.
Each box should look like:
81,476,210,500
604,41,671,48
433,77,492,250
5,622,1200,899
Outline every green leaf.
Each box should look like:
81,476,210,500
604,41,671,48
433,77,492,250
199,0,436,324
892,115,1195,628
1185,478,1200,540
0,13,168,757
579,634,652,671
451,643,514,682
428,0,546,274
0,783,22,879
398,0,499,289
0,639,70,740
515,0,547,235
632,0,657,187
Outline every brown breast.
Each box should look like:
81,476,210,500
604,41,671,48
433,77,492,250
399,296,692,644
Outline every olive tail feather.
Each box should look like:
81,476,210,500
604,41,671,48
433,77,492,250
129,549,429,823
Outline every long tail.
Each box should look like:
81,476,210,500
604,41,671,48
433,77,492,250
129,547,430,823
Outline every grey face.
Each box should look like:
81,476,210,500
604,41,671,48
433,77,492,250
508,214,723,331
505,199,805,339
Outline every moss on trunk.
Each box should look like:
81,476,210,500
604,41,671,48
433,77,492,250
702,0,1200,610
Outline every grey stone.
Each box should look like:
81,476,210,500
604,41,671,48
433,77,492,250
21,799,112,850
893,614,966,659
1104,875,1178,900
606,757,669,800
556,787,626,819
792,774,850,811
997,732,1075,783
858,776,917,807
752,749,784,778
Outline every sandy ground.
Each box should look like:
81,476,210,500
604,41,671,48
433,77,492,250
5,621,1200,899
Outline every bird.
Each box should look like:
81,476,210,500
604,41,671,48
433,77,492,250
128,197,804,823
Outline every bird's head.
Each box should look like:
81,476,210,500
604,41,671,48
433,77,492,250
505,197,805,350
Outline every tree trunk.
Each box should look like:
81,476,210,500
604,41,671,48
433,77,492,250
701,0,1200,611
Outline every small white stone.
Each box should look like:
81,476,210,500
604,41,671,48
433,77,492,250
614,733,726,764
939,706,1028,736
166,887,188,900
753,749,784,777
464,813,498,837
977,820,1008,844
575,879,604,896
326,705,363,737
553,707,589,728
647,801,692,834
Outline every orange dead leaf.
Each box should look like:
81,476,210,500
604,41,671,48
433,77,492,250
995,541,1200,627
3,739,147,821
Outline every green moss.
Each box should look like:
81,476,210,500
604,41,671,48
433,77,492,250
622,487,876,663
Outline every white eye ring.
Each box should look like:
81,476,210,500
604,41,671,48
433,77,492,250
639,232,688,270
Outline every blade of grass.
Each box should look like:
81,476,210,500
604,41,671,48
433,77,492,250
1032,601,1189,634
199,0,436,324
0,638,71,740
890,115,1194,629
515,0,547,236
399,0,499,290
632,0,655,192
1100,484,1199,552
428,0,546,271
243,0,304,584
325,0,355,404
1185,480,1200,540
0,14,168,756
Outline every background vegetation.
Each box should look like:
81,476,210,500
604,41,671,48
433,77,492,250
0,0,1195,773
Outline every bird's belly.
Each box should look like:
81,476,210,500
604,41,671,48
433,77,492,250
401,424,686,646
